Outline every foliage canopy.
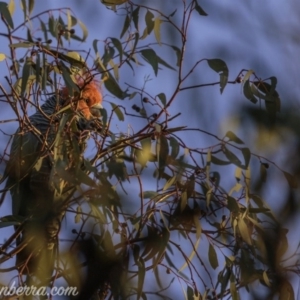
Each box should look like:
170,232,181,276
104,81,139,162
0,0,298,299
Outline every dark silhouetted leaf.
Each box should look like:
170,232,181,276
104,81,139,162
171,45,181,67
224,147,242,167
187,286,194,300
207,58,228,93
137,257,145,300
241,147,251,168
145,10,154,35
142,191,158,199
211,155,231,166
60,61,79,96
104,72,128,99
21,58,32,96
110,102,124,121
10,42,35,48
111,37,123,63
0,2,14,28
28,0,34,15
260,163,267,182
120,14,130,38
169,137,179,159
195,1,208,16
156,54,176,71
243,79,258,103
157,92,166,107
227,196,239,213
140,49,158,76
225,131,244,144
132,6,139,30
208,243,219,269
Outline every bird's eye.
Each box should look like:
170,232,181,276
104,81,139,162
84,98,90,105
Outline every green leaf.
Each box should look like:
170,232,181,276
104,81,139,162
242,69,254,82
75,206,82,223
211,155,231,166
8,0,15,16
0,2,14,28
243,79,257,103
230,281,239,300
110,102,124,121
169,9,177,17
224,147,242,167
227,196,239,213
154,17,162,45
260,163,267,182
40,20,48,42
60,62,79,96
35,53,40,86
41,53,47,90
142,191,158,199
120,14,130,38
171,45,181,67
195,1,208,16
157,92,166,107
104,72,128,99
156,54,176,71
137,137,152,167
26,28,34,42
187,286,194,300
21,58,32,96
235,167,242,182
169,137,179,159
238,218,252,245
225,131,244,144
241,147,251,168
193,214,202,239
163,176,177,191
207,58,228,93
69,14,77,27
28,0,34,15
208,243,219,269
0,215,24,228
157,135,169,175
101,0,128,5
132,6,139,30
181,190,187,211
145,9,154,35
48,15,57,37
10,42,34,48
0,53,6,61
58,51,86,68
110,37,123,64
78,20,88,41
153,228,170,269
77,169,97,187
140,49,158,76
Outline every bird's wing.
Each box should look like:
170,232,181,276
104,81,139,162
5,129,42,216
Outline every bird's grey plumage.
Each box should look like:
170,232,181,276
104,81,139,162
4,93,89,287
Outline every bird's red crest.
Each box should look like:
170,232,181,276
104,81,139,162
61,78,103,119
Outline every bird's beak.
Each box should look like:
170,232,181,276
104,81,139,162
92,103,103,109
89,103,103,118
